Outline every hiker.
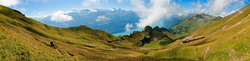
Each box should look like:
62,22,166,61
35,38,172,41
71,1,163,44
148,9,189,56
50,40,54,48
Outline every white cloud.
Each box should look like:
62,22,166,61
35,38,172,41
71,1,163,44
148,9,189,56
111,8,115,11
50,11,73,22
192,0,246,17
125,23,133,31
131,0,180,28
128,0,246,28
0,0,20,7
90,9,98,12
82,0,108,7
96,16,109,22
38,10,45,14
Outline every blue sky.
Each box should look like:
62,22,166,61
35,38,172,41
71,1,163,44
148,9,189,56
0,0,249,23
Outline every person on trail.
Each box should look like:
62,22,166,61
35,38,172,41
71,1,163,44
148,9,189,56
50,40,54,48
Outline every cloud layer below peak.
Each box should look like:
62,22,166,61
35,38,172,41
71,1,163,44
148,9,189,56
50,11,73,22
131,0,180,28
192,0,246,17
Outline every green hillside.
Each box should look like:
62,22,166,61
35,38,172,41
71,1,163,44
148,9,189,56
169,13,222,37
2,3,250,60
0,5,190,60
0,4,131,60
146,4,250,61
110,26,178,49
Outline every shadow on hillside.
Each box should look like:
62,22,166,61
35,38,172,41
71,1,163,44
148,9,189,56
97,57,199,61
189,39,212,46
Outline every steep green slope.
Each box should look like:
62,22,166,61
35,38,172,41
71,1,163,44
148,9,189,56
0,5,195,61
146,4,250,61
0,5,146,60
169,13,222,37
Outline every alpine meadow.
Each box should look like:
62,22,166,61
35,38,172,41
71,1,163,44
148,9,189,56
0,0,250,61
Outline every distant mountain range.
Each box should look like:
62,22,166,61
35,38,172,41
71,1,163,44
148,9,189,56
0,5,182,60
37,8,192,34
37,8,222,37
39,8,140,34
163,14,192,29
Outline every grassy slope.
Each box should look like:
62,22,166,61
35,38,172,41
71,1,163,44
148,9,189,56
6,3,249,60
0,5,194,61
111,26,178,49
169,13,222,37
145,4,250,61
0,5,148,60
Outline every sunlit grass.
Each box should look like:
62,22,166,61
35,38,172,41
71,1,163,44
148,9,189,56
0,3,250,61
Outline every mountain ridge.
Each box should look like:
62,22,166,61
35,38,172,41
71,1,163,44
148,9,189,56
0,5,186,60
168,13,222,37
148,4,250,60
1,3,250,61
39,8,140,34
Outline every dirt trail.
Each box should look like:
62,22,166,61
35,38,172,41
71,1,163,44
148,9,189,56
203,46,209,58
224,15,250,31
55,49,62,55
226,11,242,22
43,42,62,55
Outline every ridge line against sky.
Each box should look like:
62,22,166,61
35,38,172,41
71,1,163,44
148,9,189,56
0,0,249,29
